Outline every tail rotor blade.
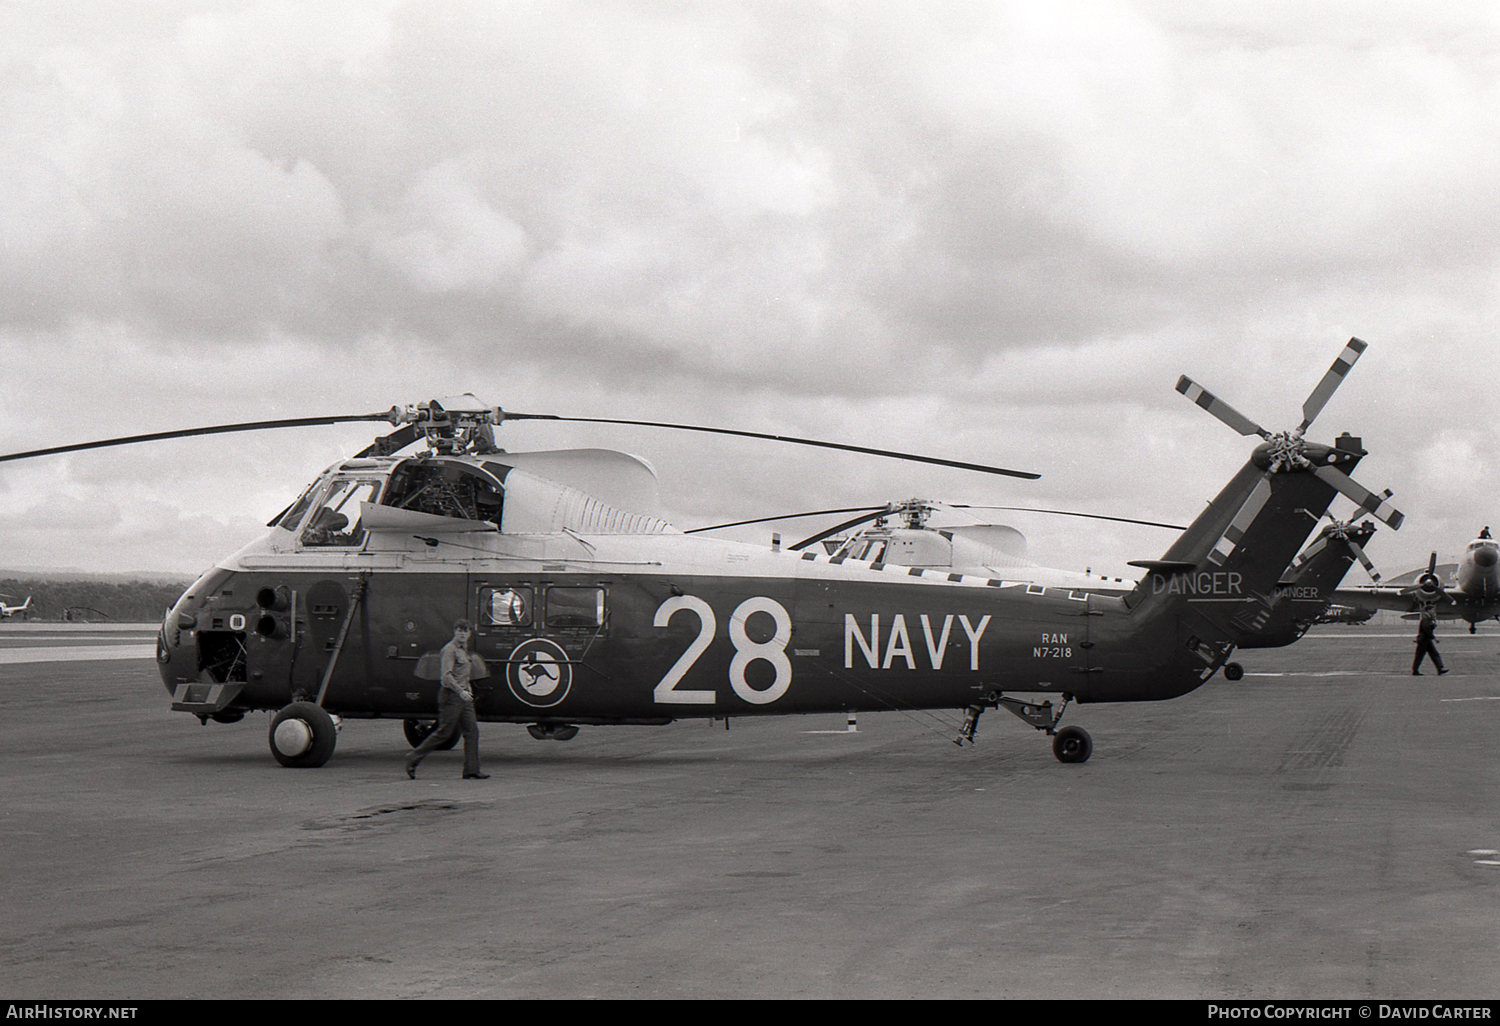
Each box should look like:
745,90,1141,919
1311,465,1404,529
1175,377,1268,438
1298,337,1367,434
1347,539,1381,583
1295,533,1330,570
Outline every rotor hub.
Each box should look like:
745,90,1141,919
1264,431,1310,473
387,395,503,457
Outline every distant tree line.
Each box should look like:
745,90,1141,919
0,577,192,624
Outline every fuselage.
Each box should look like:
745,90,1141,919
158,522,1207,726
1453,533,1500,599
157,442,1348,728
1333,530,1500,630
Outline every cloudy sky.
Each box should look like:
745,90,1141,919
2,0,1498,579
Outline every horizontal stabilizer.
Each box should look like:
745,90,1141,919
1127,560,1199,574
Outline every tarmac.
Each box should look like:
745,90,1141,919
1,623,1498,999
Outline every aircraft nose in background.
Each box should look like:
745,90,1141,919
1475,546,1498,569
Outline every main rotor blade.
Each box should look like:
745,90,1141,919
1175,377,1268,438
0,413,397,464
1298,337,1367,434
1311,465,1404,529
945,504,1186,531
690,501,1187,536
499,413,1040,480
684,507,887,534
789,509,898,552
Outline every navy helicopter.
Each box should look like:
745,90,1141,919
0,340,1401,767
693,497,1385,679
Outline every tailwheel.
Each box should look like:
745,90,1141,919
402,718,458,750
269,701,339,768
1223,662,1245,681
1052,725,1093,764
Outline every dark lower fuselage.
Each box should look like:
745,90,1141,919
158,563,1212,725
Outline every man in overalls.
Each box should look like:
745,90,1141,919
406,619,489,779
1412,612,1448,676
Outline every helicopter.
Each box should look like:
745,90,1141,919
691,497,1385,679
0,339,1402,767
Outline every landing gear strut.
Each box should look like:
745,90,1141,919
995,694,1093,764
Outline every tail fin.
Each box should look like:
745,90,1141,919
1125,445,1357,671
1123,339,1398,683
1127,456,1336,613
1236,520,1377,649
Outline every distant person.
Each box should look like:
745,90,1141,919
1412,612,1448,676
405,619,489,779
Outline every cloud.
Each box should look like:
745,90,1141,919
2,1,1499,574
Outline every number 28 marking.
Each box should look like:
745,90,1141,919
653,595,793,706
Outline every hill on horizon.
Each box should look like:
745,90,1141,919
1,575,192,623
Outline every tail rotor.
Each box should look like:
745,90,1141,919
1175,337,1403,532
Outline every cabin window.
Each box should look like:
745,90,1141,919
480,586,533,628
834,538,887,562
382,459,504,524
545,587,606,629
301,478,382,547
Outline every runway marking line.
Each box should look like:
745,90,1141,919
0,645,155,665
1247,671,1373,677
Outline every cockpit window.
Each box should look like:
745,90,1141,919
301,478,382,547
382,460,504,525
276,483,320,532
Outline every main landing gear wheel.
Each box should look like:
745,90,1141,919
1052,725,1093,764
269,701,338,768
1223,662,1245,681
402,718,459,750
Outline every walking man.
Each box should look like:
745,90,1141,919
1412,611,1448,676
406,619,489,779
